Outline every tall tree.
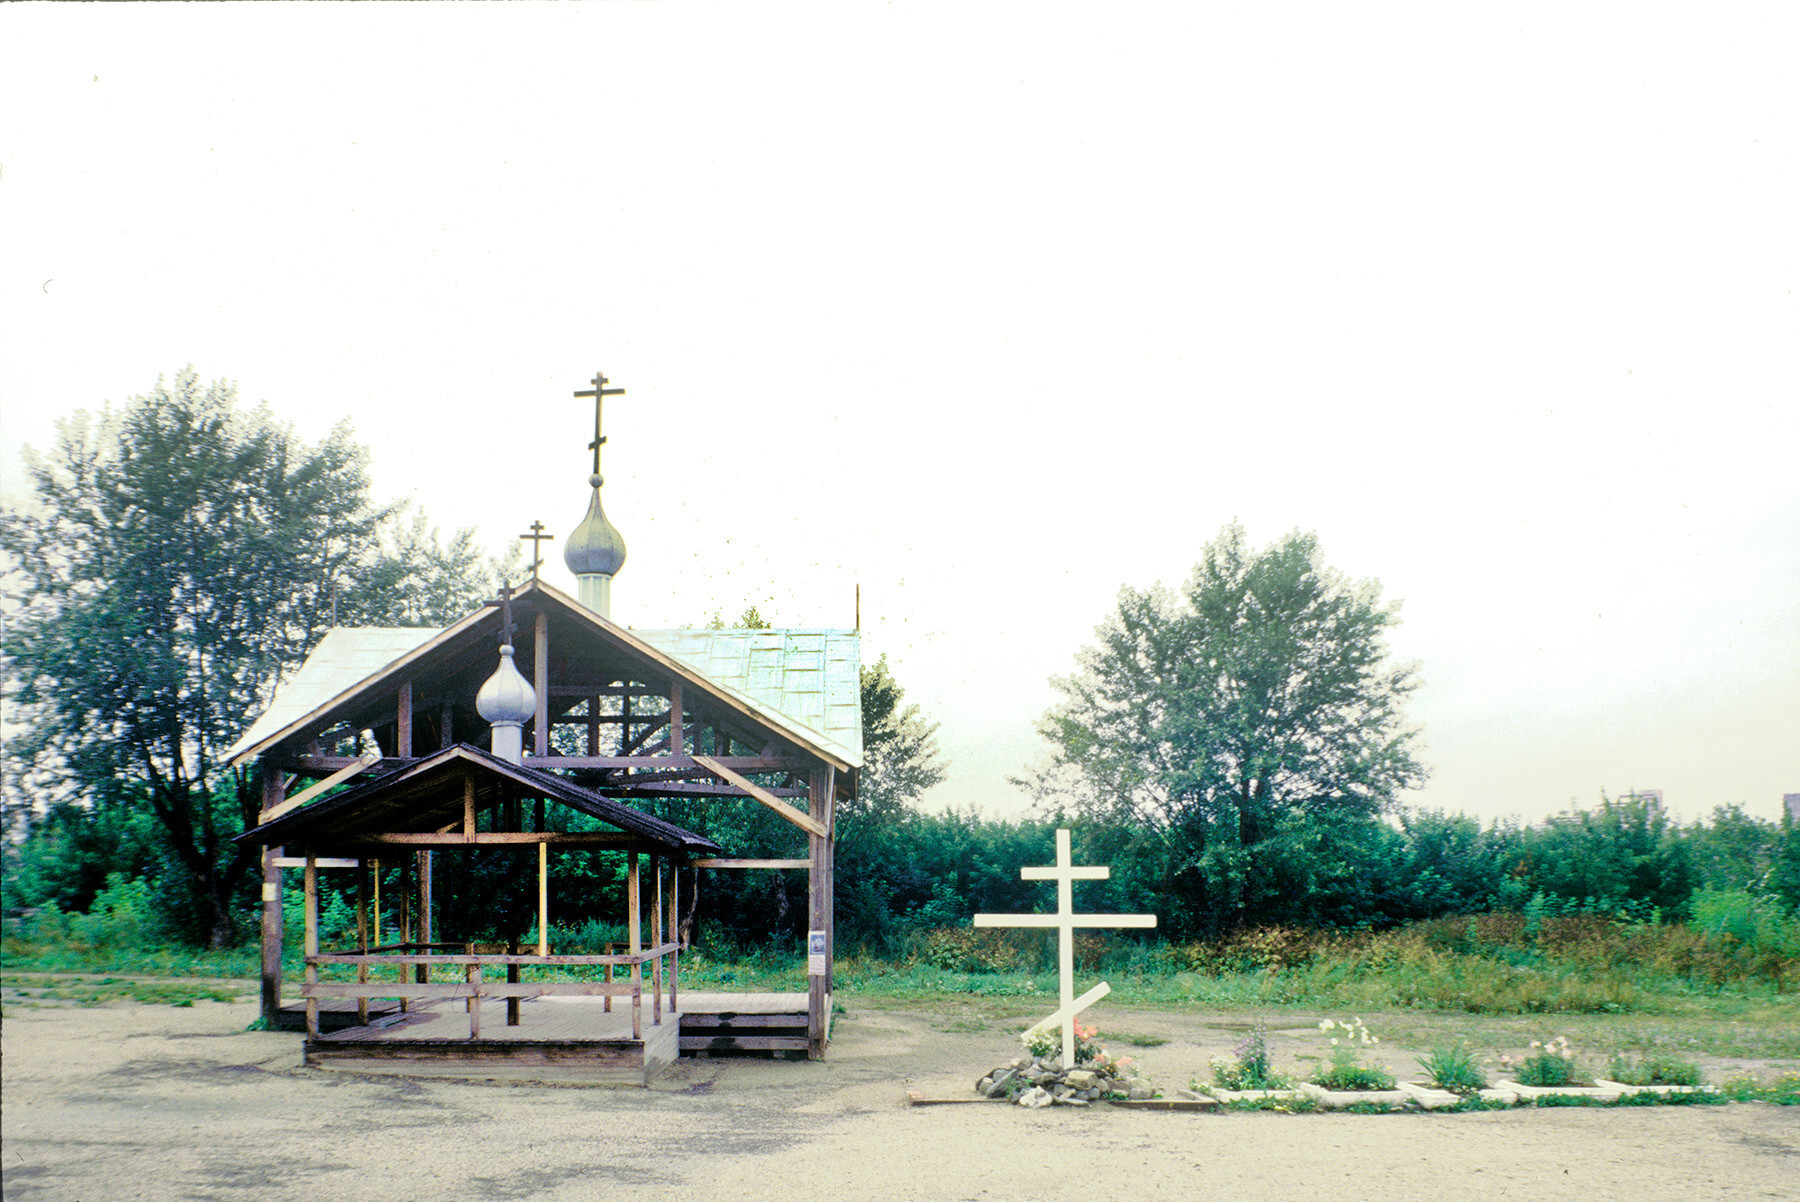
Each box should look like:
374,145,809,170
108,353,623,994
851,653,947,821
1,369,505,944
1021,524,1426,935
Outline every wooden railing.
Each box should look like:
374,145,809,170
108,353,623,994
301,944,680,1040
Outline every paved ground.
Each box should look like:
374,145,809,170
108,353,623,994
4,994,1798,1201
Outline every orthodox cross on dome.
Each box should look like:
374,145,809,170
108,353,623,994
973,829,1156,1069
518,521,555,583
494,584,517,647
573,370,626,479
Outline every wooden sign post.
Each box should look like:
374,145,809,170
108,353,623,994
973,829,1155,1069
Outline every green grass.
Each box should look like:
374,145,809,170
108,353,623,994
2,973,246,1007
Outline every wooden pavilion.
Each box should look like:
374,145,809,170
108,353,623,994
228,577,860,1081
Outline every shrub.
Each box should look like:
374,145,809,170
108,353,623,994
1417,1042,1488,1094
1604,1052,1702,1087
1209,1022,1289,1090
1512,1036,1588,1087
1313,1017,1396,1090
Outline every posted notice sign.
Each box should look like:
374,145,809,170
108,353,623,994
807,930,827,976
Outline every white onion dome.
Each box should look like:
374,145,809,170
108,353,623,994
475,645,536,726
564,473,627,577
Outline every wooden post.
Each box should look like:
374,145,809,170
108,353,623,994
303,854,320,1041
807,767,835,1059
396,679,413,758
259,767,287,1022
651,857,663,1025
538,841,549,957
507,937,521,1027
399,856,411,1013
439,701,454,751
356,863,370,1026
416,850,432,986
533,611,549,758
463,770,476,841
667,866,680,1012
668,682,684,755
469,963,482,1039
628,849,641,1040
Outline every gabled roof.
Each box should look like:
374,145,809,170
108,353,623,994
234,743,723,858
635,628,863,763
222,581,861,772
223,628,441,762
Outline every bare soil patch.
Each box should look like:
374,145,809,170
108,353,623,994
4,988,1797,1201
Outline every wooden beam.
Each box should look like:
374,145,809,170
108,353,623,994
531,754,808,771
691,858,811,869
692,754,828,839
334,832,645,848
547,684,665,698
396,680,413,758
259,750,380,822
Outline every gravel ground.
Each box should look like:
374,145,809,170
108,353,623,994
4,993,1798,1201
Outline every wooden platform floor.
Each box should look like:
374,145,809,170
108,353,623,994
302,991,807,1044
297,992,810,1084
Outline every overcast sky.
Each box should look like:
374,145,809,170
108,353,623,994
3,5,1795,828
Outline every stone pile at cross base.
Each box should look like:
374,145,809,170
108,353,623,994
977,1055,1157,1108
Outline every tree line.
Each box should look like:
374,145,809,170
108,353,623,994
5,371,1795,953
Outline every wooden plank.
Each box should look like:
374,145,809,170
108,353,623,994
260,751,381,822
272,856,359,868
300,981,643,1000
1107,1098,1222,1112
307,946,678,966
679,1035,810,1052
691,858,810,869
692,754,829,838
677,1014,808,1028
463,769,476,840
906,1091,1008,1107
533,612,549,758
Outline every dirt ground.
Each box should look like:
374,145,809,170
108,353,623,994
4,988,1797,1202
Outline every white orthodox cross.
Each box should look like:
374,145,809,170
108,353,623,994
973,829,1156,1069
